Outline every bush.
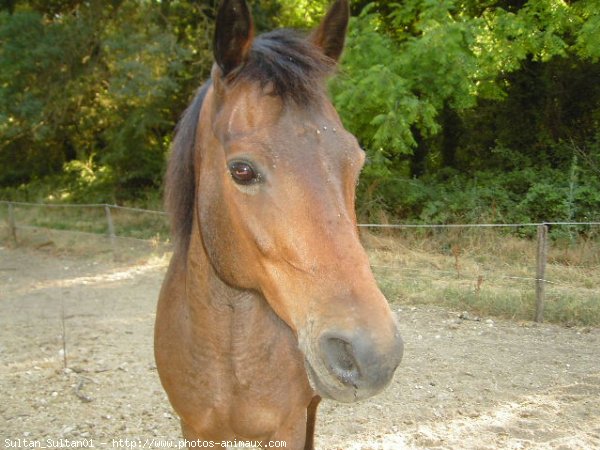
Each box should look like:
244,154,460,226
357,159,600,228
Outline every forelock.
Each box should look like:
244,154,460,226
234,29,336,105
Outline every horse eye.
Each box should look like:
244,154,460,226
228,161,259,185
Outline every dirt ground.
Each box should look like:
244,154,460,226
1,244,599,450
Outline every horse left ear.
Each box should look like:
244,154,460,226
213,0,254,78
310,0,350,62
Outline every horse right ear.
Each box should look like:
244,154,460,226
213,0,254,79
310,0,349,62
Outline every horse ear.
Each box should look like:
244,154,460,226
213,0,254,78
310,0,349,62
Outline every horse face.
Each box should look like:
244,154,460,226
195,0,403,402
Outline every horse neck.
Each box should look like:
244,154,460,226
185,219,249,316
176,213,311,401
183,217,288,355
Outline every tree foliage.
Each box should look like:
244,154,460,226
0,0,212,201
1,0,599,224
331,0,600,223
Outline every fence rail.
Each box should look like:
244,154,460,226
2,200,599,324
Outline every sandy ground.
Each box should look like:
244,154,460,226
1,244,599,450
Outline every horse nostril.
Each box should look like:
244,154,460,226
320,334,360,387
317,327,403,398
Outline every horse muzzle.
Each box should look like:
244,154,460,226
302,323,404,402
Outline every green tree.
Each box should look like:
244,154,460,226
0,0,213,201
1,0,599,224
331,0,600,223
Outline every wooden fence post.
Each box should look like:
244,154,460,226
104,205,116,250
535,223,548,323
7,202,17,244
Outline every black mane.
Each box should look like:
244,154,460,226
165,29,335,251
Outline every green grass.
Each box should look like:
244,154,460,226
1,202,170,242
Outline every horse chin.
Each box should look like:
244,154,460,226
303,353,388,403
304,358,359,403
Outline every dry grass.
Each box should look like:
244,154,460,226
361,227,600,326
1,203,599,326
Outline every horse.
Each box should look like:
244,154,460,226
154,0,404,448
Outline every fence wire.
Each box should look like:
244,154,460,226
2,200,599,324
2,200,600,231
